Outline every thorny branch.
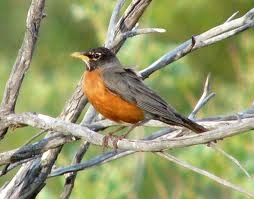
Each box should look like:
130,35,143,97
0,0,254,198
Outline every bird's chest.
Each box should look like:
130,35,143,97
83,69,109,109
82,69,144,123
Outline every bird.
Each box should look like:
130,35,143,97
71,47,207,134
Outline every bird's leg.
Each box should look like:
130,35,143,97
109,125,126,136
102,125,126,150
102,119,149,150
121,119,149,138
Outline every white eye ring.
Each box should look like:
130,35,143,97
93,53,101,59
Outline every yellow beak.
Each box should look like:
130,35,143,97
71,52,89,62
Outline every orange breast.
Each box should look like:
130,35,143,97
83,69,144,123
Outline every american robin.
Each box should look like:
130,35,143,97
71,47,207,133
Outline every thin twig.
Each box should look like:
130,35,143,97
225,11,239,23
210,143,253,180
24,129,48,145
157,152,254,198
189,73,216,120
111,28,166,49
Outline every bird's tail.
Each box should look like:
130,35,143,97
179,116,207,133
161,113,207,133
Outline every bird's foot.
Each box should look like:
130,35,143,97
102,133,125,151
206,138,223,146
10,123,27,131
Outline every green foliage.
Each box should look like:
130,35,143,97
0,1,254,198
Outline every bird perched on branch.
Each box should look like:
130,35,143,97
71,47,207,134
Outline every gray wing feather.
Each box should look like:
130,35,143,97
102,67,181,123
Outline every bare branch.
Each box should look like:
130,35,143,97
225,11,239,23
1,2,254,198
0,156,40,177
107,0,152,52
0,0,46,139
49,129,172,177
0,134,73,166
60,141,90,199
111,28,166,49
105,0,126,46
211,143,252,180
189,73,216,119
81,106,97,124
139,8,254,79
157,152,254,198
0,112,254,153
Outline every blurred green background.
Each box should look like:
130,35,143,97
1,0,254,198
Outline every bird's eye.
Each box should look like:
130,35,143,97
93,53,101,59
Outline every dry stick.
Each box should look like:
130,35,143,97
60,95,98,199
157,152,254,198
86,111,254,130
109,0,152,52
0,156,41,177
0,1,153,180
210,143,252,180
0,134,74,166
1,111,253,167
111,27,166,49
225,11,239,23
0,2,47,198
1,4,254,199
47,73,251,195
59,1,153,198
105,0,126,46
0,0,46,139
0,81,87,199
59,1,155,197
84,7,254,141
1,112,254,156
49,128,173,177
24,129,48,145
165,74,253,196
0,64,207,169
188,74,252,181
140,8,254,79
0,69,87,199
189,73,215,120
60,141,90,199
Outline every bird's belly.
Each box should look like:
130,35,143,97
83,70,144,123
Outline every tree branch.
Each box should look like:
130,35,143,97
0,112,253,154
0,0,46,139
107,0,152,51
1,2,254,198
140,8,254,78
157,152,254,198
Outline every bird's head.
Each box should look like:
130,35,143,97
71,47,118,71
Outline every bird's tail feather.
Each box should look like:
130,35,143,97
179,116,207,133
161,113,207,133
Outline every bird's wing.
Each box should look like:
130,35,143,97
102,67,181,122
